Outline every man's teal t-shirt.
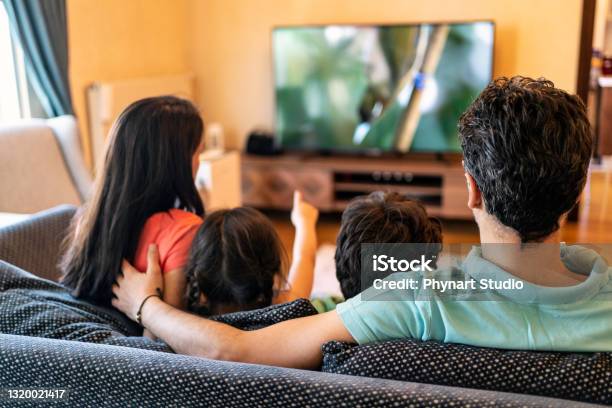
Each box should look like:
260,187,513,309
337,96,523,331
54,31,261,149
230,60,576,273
336,245,612,352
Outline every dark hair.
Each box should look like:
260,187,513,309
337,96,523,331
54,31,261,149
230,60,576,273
459,76,593,242
335,191,442,299
61,96,205,306
185,207,287,316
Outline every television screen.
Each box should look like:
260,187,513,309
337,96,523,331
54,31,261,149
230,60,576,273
273,21,494,153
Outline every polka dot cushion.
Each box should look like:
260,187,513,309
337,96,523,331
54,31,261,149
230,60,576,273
0,259,171,350
321,340,612,405
210,298,318,330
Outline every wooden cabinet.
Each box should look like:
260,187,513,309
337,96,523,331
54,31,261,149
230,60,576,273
242,154,472,219
242,161,333,211
597,77,612,156
196,151,242,210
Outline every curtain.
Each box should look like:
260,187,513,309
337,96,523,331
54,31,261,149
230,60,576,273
4,0,73,116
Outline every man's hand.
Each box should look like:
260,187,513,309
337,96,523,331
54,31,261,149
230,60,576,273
112,244,164,321
290,191,319,231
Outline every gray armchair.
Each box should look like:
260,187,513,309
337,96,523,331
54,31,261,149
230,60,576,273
0,115,92,214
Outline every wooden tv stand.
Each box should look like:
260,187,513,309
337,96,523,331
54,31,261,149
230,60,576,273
241,154,472,219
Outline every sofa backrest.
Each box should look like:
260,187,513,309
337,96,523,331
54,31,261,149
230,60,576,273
0,333,596,408
0,116,91,213
46,115,93,201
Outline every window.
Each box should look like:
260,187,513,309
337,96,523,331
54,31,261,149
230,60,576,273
0,1,30,121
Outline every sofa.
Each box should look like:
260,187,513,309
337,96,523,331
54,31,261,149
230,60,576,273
0,208,603,407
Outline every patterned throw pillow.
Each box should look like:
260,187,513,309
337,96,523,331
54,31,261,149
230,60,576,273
321,339,612,405
0,260,318,349
210,299,318,330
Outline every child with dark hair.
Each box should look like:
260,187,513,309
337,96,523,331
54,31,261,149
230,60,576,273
335,191,443,299
185,192,318,316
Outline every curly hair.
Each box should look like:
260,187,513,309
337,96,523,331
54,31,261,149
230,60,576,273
335,191,443,299
184,207,286,316
458,76,592,242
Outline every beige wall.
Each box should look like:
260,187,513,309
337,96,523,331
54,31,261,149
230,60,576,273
593,0,608,51
187,0,583,149
67,0,190,167
67,0,584,155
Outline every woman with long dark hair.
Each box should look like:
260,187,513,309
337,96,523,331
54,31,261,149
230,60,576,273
61,96,205,310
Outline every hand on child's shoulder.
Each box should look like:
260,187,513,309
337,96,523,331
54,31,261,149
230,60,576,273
291,191,319,229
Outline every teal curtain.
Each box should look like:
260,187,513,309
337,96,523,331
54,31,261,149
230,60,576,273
4,0,73,116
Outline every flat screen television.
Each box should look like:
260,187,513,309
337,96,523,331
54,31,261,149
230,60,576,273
273,21,494,154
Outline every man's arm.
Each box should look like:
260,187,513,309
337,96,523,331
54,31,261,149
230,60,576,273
112,244,354,369
140,297,350,369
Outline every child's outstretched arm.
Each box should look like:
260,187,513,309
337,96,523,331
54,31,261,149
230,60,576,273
274,191,318,303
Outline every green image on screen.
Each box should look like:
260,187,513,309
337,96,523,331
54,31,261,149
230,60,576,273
273,22,493,153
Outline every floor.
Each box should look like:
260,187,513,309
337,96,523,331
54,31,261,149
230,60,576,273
269,167,612,252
